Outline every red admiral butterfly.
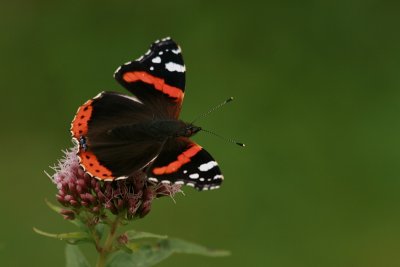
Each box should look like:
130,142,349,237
71,37,224,191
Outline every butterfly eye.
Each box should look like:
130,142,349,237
183,126,201,137
79,136,88,151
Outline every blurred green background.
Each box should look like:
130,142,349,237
1,0,400,266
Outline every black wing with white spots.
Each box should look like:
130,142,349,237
147,138,223,191
114,37,186,118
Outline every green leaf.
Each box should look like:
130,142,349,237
125,230,168,240
106,244,172,267
106,237,229,267
45,198,63,213
65,244,91,267
33,227,92,244
167,238,230,257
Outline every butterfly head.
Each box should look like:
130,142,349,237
180,123,202,138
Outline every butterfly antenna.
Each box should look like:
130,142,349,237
201,128,245,147
191,97,234,124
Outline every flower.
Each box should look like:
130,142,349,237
49,146,182,221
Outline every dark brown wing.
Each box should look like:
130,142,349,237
71,91,163,180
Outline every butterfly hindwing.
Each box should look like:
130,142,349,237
71,91,163,180
114,37,185,118
148,138,223,191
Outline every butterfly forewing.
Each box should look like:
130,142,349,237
114,37,186,119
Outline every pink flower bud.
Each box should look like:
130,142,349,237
68,182,76,193
82,193,95,203
76,185,83,194
139,201,152,218
144,188,155,200
69,199,80,207
92,206,100,214
64,195,73,202
60,209,75,216
56,194,68,206
77,167,85,177
62,214,75,220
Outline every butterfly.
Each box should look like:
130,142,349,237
70,37,223,191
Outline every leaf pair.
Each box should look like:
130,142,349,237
107,237,230,267
63,231,229,267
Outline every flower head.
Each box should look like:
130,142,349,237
50,146,182,221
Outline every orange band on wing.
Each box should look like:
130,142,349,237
152,144,202,175
71,99,94,138
123,71,184,102
78,150,114,180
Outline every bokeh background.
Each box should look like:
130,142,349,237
1,0,400,266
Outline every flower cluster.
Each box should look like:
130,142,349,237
50,147,182,221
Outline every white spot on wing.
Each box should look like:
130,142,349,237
150,66,154,71
189,173,199,179
186,182,195,187
183,170,187,174
159,51,163,55
199,178,205,182
172,47,181,54
165,62,185,73
152,56,162,63
199,161,218,172
175,181,184,185
214,175,224,180
148,177,158,182
161,180,171,184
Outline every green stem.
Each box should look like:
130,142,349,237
96,215,122,267
91,227,102,253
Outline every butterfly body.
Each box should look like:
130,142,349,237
71,37,223,190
